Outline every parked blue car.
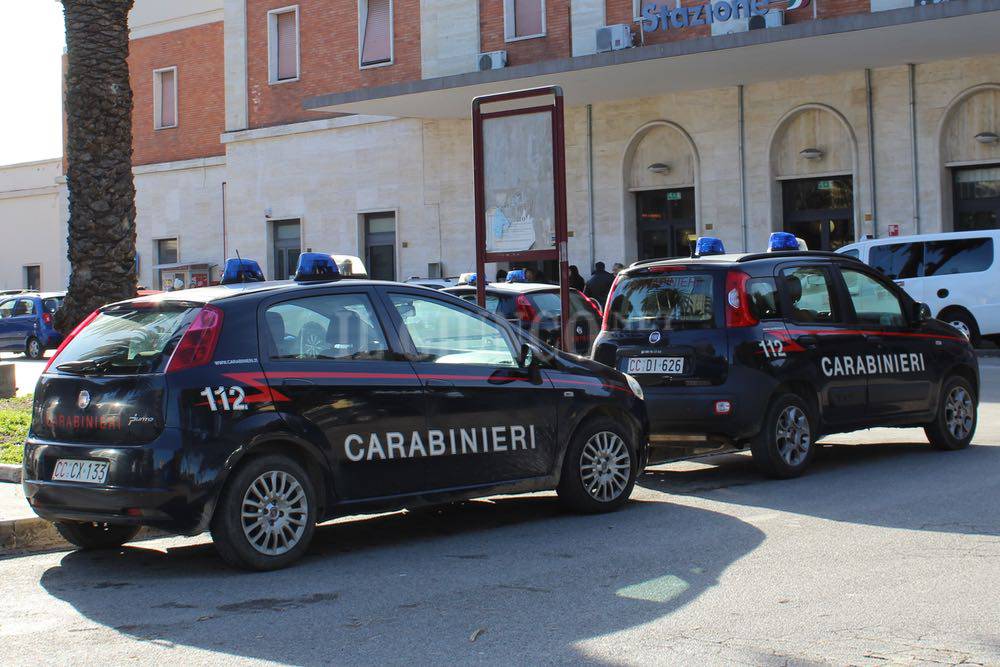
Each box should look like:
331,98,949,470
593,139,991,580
0,293,65,359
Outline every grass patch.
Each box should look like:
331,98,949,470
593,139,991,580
0,395,32,465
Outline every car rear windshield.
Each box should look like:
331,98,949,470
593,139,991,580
51,302,203,375
607,273,716,330
42,297,63,314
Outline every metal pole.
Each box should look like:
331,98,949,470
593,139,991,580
587,104,596,271
909,63,921,235
738,85,748,252
866,68,878,239
472,99,486,309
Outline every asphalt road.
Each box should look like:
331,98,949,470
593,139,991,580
1,362,998,666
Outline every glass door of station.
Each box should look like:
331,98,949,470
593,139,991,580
781,176,854,251
636,188,697,261
954,166,1000,231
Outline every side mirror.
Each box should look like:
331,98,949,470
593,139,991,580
913,302,932,323
517,342,535,369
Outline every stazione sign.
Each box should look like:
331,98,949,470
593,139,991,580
640,0,810,32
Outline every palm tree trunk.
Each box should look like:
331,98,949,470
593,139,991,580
56,0,137,332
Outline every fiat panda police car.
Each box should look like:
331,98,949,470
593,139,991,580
23,254,647,570
591,233,979,479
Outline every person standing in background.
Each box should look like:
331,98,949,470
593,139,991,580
568,265,585,291
584,262,615,308
612,262,625,274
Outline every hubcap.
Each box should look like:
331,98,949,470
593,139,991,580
775,405,811,467
949,320,972,340
580,431,631,503
241,470,308,556
28,341,39,356
944,386,974,440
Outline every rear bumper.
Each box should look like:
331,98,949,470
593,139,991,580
21,429,222,535
643,381,771,442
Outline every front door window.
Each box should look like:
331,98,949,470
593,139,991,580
782,177,854,251
636,188,696,261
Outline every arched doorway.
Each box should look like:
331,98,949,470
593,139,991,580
622,121,700,262
769,104,860,251
939,84,1000,231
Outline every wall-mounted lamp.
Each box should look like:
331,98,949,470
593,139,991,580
647,162,671,174
799,148,824,160
975,132,1000,145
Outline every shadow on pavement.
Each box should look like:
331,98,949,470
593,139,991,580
39,495,764,664
642,441,1000,537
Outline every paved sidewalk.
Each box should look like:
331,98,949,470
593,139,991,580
0,351,52,396
0,481,32,521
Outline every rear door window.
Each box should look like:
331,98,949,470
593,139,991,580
265,293,389,361
747,278,781,320
869,242,923,280
779,266,840,324
924,238,994,276
14,299,35,316
51,302,203,374
607,273,715,330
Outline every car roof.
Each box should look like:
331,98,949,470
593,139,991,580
444,282,559,294
120,278,423,307
625,250,855,273
0,292,64,300
838,229,1000,252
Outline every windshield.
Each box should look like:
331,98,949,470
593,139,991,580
51,302,202,375
607,273,716,330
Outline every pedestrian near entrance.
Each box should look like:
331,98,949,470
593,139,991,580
568,265,585,291
584,262,615,308
612,263,625,274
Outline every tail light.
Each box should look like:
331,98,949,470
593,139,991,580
166,305,224,373
42,312,53,325
514,294,538,323
43,309,101,373
725,270,758,328
600,275,622,331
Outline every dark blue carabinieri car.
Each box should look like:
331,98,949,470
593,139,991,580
22,255,647,570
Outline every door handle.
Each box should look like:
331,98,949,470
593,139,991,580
796,335,818,348
425,378,462,398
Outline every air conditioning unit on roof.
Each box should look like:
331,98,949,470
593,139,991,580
596,24,633,53
711,9,783,35
478,50,507,71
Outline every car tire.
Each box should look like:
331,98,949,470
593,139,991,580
750,393,816,479
53,521,140,550
940,308,980,348
557,417,638,513
210,454,317,571
924,376,977,451
25,337,43,360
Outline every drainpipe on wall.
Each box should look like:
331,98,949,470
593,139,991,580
221,181,228,261
738,85,748,252
587,104,596,270
865,68,879,239
909,63,921,235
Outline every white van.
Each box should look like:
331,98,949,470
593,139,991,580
838,230,1000,345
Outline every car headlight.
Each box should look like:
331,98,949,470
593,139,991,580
624,373,644,401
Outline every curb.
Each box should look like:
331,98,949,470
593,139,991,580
0,516,165,557
0,464,22,484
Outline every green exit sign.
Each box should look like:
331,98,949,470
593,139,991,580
817,180,833,191
666,192,683,201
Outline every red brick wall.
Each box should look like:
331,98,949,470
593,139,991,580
246,0,422,129
480,0,572,67
129,22,226,166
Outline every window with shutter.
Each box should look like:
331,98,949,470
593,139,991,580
515,0,543,37
276,11,298,80
154,68,177,129
360,0,391,66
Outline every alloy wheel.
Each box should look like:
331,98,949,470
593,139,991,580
775,405,811,466
949,319,972,340
241,470,309,556
944,386,974,440
580,431,631,503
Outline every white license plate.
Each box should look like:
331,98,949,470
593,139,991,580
52,459,108,484
625,357,685,375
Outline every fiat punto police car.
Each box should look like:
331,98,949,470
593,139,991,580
23,254,647,570
591,234,979,479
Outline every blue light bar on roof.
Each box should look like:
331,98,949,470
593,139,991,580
506,269,527,283
220,258,265,285
294,253,340,282
768,232,800,252
695,237,725,256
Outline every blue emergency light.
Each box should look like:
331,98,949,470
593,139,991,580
294,253,341,282
768,232,800,252
695,237,726,256
220,257,265,285
506,269,527,283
